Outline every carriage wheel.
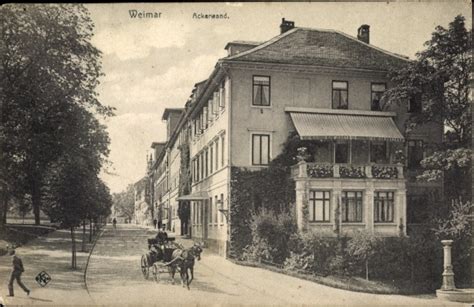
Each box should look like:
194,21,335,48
141,255,149,279
154,263,168,283
152,264,159,282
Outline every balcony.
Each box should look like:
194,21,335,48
291,161,404,180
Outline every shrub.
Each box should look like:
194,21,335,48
242,210,297,264
283,230,349,276
346,230,380,280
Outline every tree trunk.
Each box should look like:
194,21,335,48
71,227,77,269
81,220,86,252
89,219,92,243
32,181,41,225
365,259,369,281
0,183,9,231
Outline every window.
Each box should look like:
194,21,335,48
352,141,369,164
208,100,213,122
213,92,219,115
209,144,213,174
200,153,204,181
314,141,332,163
214,196,218,224
371,83,386,111
220,82,226,110
221,134,225,167
342,191,363,222
215,139,219,170
309,191,330,222
408,93,422,113
196,157,200,182
252,134,270,165
220,193,225,224
374,192,394,222
205,149,208,178
209,198,212,226
252,76,271,106
215,195,219,224
408,140,423,168
335,141,349,163
203,107,208,129
332,81,348,109
370,141,388,163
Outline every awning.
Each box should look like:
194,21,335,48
176,191,209,201
289,112,404,141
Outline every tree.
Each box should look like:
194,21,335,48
383,15,472,200
112,184,135,222
1,4,113,225
347,230,380,280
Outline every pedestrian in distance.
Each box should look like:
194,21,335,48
8,249,30,297
112,217,117,230
153,218,158,229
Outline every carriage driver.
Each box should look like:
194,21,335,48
155,225,168,252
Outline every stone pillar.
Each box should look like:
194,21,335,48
396,189,407,236
365,182,374,233
441,240,456,291
295,180,305,231
299,161,307,178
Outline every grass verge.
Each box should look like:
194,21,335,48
230,259,433,295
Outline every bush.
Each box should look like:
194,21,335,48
283,230,349,276
242,210,297,264
346,230,380,280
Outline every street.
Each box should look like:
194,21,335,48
85,224,463,306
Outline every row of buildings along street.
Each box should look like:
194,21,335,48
133,19,442,256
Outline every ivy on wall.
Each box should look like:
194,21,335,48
229,132,316,258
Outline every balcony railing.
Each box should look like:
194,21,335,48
291,161,403,179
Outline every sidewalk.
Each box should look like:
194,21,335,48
0,228,96,306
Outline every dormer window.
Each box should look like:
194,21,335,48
371,83,386,111
332,81,348,109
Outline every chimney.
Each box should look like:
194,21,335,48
357,24,370,44
280,18,295,34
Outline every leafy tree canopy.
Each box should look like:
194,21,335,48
383,15,472,199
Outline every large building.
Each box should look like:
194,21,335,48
133,176,151,226
145,19,442,257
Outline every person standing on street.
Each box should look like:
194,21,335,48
112,218,117,230
8,249,30,297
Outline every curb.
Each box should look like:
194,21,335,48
229,259,424,296
83,227,106,301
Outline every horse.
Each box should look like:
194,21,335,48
166,242,203,289
178,243,203,289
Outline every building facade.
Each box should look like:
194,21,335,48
133,177,150,226
143,19,442,257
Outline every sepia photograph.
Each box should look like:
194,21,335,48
0,2,472,306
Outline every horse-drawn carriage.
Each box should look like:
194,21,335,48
140,236,204,288
140,237,183,282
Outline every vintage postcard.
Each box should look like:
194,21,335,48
0,2,472,306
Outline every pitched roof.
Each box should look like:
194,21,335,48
161,108,184,121
224,27,409,71
224,40,262,50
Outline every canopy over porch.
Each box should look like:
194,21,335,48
176,191,209,201
286,107,404,142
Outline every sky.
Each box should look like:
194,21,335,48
86,2,472,193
